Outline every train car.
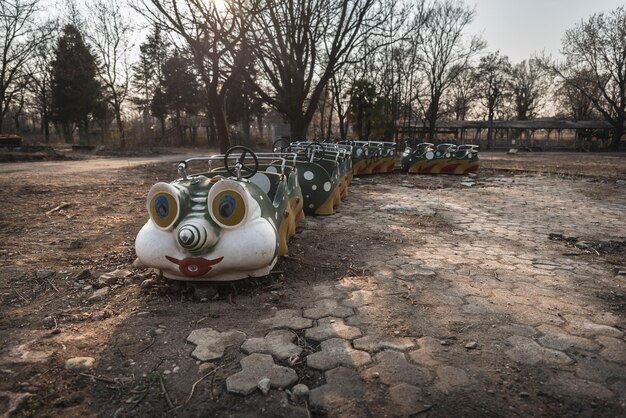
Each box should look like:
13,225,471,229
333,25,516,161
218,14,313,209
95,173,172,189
401,143,480,174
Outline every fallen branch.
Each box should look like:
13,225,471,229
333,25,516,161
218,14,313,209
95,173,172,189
46,202,71,215
283,256,341,270
159,374,175,409
79,373,118,384
14,289,28,303
45,277,59,292
132,336,156,356
186,366,222,404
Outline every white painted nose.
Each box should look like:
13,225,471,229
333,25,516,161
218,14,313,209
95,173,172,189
176,219,218,252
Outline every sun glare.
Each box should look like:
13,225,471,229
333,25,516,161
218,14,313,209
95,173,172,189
214,0,226,13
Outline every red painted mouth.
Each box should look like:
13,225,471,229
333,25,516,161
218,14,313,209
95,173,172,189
165,255,224,277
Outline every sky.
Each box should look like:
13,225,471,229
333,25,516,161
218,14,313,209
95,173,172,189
467,0,625,63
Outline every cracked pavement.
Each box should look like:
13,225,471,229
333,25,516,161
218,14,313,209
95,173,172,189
2,155,624,417
182,173,626,416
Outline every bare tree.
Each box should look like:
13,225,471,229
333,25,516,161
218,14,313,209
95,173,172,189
0,0,51,133
330,69,352,140
330,0,424,141
416,0,483,141
510,58,548,120
135,0,255,152
554,68,598,121
131,25,170,141
88,0,133,148
371,5,423,141
27,23,58,141
245,0,389,138
447,64,478,121
546,6,626,150
477,51,510,149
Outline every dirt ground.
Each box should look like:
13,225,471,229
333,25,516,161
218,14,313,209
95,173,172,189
0,149,625,417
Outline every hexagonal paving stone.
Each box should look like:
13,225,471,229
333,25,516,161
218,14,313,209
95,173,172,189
353,335,415,353
241,330,303,361
309,367,367,416
435,365,469,393
596,336,626,364
505,335,573,366
186,328,246,361
303,299,354,319
305,317,362,343
307,338,372,371
259,309,313,331
225,353,298,395
536,325,599,352
564,317,624,338
408,336,444,367
387,383,428,416
366,350,432,386
311,284,348,300
543,372,614,401
395,264,436,279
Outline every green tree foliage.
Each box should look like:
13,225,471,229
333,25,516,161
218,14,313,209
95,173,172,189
50,24,100,143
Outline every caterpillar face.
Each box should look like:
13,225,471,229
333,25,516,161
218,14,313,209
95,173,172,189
135,176,279,281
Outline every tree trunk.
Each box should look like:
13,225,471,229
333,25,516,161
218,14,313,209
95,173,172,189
79,117,89,144
43,111,50,142
289,115,309,139
610,122,623,151
208,115,217,148
62,122,72,143
426,100,439,141
257,114,264,144
487,113,494,150
209,106,228,152
242,104,250,145
326,103,334,141
175,109,183,145
115,108,126,149
0,101,4,134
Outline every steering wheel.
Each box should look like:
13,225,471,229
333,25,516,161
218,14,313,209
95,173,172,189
304,142,326,162
272,138,292,153
224,146,259,179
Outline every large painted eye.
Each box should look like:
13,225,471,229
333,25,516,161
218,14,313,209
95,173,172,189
210,190,246,228
147,183,180,229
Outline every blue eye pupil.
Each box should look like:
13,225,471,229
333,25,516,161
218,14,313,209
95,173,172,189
155,195,169,218
219,195,236,218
